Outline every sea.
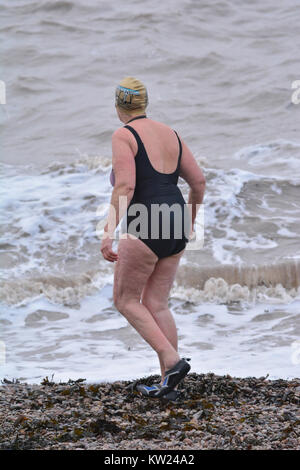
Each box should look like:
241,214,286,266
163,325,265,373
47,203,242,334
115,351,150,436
0,0,299,384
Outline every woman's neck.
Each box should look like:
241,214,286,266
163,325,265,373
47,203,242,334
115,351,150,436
126,114,147,124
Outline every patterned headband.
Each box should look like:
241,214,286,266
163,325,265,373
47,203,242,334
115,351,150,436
116,85,140,104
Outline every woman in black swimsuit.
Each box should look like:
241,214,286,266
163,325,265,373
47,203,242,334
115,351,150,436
100,77,206,398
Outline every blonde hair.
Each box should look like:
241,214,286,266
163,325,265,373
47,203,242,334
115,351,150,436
115,76,148,115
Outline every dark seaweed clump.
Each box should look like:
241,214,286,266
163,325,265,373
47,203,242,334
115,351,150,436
0,373,299,450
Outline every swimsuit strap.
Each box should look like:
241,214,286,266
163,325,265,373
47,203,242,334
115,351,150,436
126,115,147,124
123,124,144,152
173,130,182,173
124,125,182,176
124,124,155,173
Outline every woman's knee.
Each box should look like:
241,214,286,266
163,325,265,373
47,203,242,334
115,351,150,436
114,292,139,315
113,291,126,312
141,293,168,314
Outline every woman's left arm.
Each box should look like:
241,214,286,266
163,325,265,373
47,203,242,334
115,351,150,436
100,128,136,262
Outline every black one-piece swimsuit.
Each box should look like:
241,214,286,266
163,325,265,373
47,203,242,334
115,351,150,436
123,116,190,259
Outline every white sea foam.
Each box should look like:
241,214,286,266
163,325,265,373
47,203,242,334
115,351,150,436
1,288,299,384
233,140,300,180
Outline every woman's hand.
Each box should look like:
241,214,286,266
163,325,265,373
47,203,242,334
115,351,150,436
100,235,118,262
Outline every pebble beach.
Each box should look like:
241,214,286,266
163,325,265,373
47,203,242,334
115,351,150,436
1,372,299,450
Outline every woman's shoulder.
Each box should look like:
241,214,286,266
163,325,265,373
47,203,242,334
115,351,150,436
113,118,178,143
146,118,178,136
112,126,138,150
112,125,134,139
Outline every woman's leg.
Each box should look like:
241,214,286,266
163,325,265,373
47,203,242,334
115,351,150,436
141,248,185,383
113,235,180,372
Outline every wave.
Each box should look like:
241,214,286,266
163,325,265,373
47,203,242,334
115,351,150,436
0,268,113,307
1,147,300,306
41,152,112,175
1,259,299,307
38,1,74,12
174,259,300,304
233,139,300,179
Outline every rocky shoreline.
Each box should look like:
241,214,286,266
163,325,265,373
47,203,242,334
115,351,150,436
0,372,299,450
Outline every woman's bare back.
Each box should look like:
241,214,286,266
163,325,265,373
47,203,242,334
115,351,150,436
125,118,182,175
124,117,205,191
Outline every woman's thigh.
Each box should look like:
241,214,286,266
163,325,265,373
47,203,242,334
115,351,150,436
141,247,185,312
113,235,158,305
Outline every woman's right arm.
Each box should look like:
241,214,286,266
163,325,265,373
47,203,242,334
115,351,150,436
178,136,206,232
